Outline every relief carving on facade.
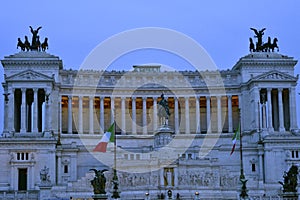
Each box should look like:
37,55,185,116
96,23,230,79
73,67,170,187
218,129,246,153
178,170,218,187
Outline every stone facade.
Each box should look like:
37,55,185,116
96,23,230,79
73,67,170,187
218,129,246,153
0,51,299,200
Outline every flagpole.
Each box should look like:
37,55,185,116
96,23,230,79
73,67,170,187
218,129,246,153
239,109,244,180
239,108,248,199
111,120,120,199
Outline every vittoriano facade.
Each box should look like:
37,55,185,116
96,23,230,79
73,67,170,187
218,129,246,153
0,47,299,199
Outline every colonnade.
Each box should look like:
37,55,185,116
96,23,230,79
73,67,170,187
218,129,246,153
4,88,47,133
256,87,297,132
60,95,240,135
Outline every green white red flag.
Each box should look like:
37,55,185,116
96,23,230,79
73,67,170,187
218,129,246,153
93,122,115,153
230,123,240,155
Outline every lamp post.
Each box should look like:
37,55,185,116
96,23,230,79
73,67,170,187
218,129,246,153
239,109,249,199
194,191,200,200
145,192,149,200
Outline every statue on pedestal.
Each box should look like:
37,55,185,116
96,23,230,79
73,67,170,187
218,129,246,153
279,165,298,193
90,169,108,195
29,26,42,50
40,166,51,186
158,94,170,126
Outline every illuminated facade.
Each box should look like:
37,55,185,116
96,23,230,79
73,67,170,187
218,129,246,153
0,50,299,200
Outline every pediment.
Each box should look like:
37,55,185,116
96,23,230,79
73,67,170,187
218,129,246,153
6,70,54,82
252,70,298,82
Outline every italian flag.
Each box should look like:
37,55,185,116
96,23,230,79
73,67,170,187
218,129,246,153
230,124,240,155
93,122,115,153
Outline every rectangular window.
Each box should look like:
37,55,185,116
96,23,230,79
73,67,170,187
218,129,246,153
292,151,295,158
252,164,256,172
296,151,299,158
136,154,140,160
130,154,134,160
64,165,68,173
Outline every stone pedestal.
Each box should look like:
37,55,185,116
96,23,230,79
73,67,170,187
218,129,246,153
92,194,108,200
39,185,52,200
282,192,298,199
154,125,175,149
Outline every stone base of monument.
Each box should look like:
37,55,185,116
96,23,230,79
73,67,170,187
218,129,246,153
154,125,175,149
282,192,298,198
92,194,108,200
39,185,52,200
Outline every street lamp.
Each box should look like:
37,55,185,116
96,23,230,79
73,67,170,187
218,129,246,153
194,191,200,200
145,192,149,200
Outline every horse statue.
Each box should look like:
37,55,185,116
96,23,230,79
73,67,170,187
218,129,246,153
36,36,41,51
249,38,255,52
41,37,48,51
158,94,171,126
261,36,272,52
17,38,26,51
269,37,279,52
24,36,30,51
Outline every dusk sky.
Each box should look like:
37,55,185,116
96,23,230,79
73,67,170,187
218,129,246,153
0,1,300,131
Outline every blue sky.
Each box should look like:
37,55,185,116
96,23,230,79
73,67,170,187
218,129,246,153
0,1,300,131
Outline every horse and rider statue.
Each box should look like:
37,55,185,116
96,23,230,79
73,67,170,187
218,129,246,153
17,26,48,52
158,93,171,126
249,28,279,52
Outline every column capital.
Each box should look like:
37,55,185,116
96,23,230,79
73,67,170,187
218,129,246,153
277,88,283,92
78,96,83,100
68,95,72,99
21,88,26,92
99,96,105,100
227,95,232,99
121,96,126,100
267,88,272,92
89,95,94,99
131,96,136,100
216,95,222,100
8,87,15,93
33,88,38,92
142,96,147,100
206,95,211,99
153,96,158,101
184,96,190,100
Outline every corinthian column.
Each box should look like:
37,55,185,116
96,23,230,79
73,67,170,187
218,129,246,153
132,97,137,134
89,96,94,134
206,96,211,133
32,88,38,133
143,97,147,135
100,96,104,134
68,95,72,134
174,97,179,134
20,88,27,133
278,88,285,132
78,96,83,134
195,96,201,134
217,96,222,133
227,95,233,133
121,97,126,134
153,97,158,131
267,88,274,132
185,97,190,134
